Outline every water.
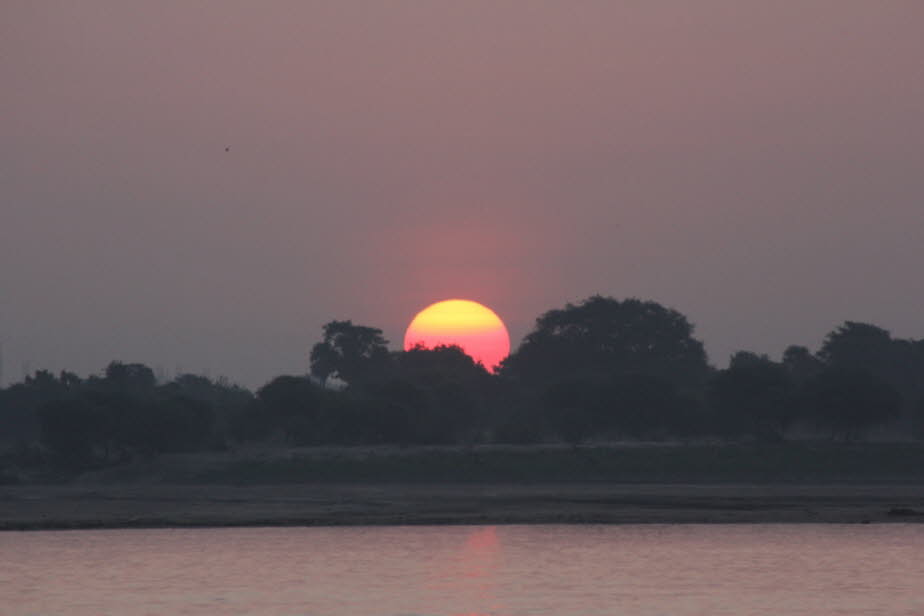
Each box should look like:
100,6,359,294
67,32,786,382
2,524,923,615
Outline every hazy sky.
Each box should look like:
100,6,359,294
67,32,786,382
3,1,923,387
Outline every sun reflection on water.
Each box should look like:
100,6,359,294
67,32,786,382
427,526,504,616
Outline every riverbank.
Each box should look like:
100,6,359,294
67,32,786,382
13,441,924,485
3,483,924,530
5,443,924,530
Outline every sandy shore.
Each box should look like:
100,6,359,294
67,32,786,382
3,483,924,530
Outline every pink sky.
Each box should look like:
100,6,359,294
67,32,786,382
2,2,923,386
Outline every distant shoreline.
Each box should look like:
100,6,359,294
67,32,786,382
3,482,924,531
7,443,924,531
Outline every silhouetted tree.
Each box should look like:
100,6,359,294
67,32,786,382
310,320,390,386
542,379,602,444
37,398,101,467
782,345,823,386
709,352,797,441
362,378,432,444
325,345,495,445
501,296,710,392
818,322,894,372
0,370,83,445
817,322,923,436
388,344,492,443
79,390,145,461
160,374,251,446
541,372,697,443
11,302,924,471
803,370,901,440
161,374,249,406
144,396,214,453
308,343,339,387
393,344,490,385
490,383,547,444
100,361,157,393
37,388,143,466
256,375,323,444
33,363,237,464
605,373,693,439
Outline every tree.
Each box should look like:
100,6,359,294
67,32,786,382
394,344,490,385
100,361,157,393
361,378,431,444
708,352,797,441
390,345,493,443
1,370,83,445
781,345,823,385
803,370,901,440
38,390,143,466
544,374,692,443
501,296,710,391
160,374,252,446
308,342,339,387
37,398,101,467
310,320,390,386
818,322,924,437
162,374,250,406
542,379,602,444
818,322,894,372
604,373,692,439
256,375,323,444
144,396,214,453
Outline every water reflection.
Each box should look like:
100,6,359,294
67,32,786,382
5,525,924,615
428,526,503,616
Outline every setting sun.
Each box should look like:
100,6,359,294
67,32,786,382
404,299,510,371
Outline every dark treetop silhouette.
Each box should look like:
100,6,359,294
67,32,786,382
1,296,923,480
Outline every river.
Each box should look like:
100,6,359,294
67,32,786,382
3,524,923,615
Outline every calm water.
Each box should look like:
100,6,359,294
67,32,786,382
2,524,923,615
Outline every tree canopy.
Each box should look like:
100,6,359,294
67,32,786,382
3,297,924,479
309,320,390,386
501,296,710,390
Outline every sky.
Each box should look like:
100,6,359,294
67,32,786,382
2,1,923,388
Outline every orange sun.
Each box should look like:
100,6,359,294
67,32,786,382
404,299,511,371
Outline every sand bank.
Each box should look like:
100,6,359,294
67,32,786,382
3,483,923,531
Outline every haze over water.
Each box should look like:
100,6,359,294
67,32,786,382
4,524,924,615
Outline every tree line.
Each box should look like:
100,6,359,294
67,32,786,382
2,295,922,474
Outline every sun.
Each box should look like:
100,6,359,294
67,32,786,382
404,299,511,371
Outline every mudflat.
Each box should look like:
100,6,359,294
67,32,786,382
3,483,924,530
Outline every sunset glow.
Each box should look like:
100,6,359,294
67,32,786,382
404,299,510,371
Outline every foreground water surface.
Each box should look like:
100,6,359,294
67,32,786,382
3,524,923,615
